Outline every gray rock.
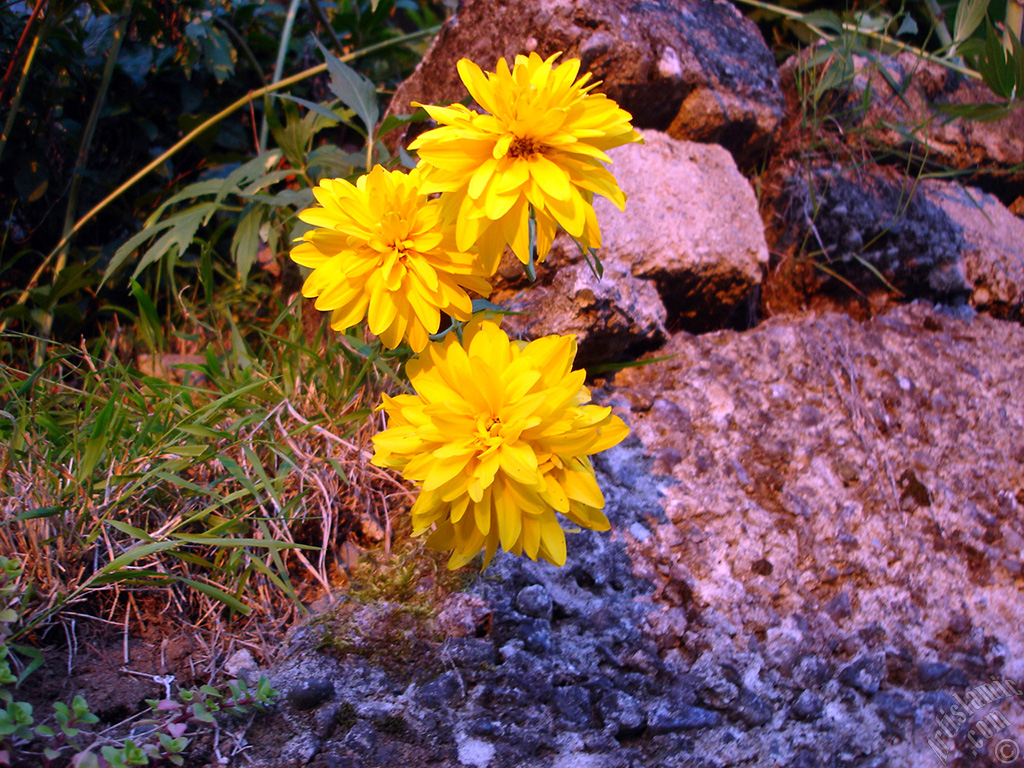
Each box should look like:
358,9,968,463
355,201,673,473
414,672,461,709
775,164,969,304
920,180,1024,323
515,585,553,621
341,719,377,752
732,688,773,728
287,677,335,711
647,704,721,732
386,0,783,167
553,685,593,728
873,691,914,725
596,689,647,738
791,690,824,721
838,654,887,695
791,749,823,768
793,656,832,689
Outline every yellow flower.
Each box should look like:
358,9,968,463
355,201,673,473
409,52,642,274
291,165,492,352
371,320,628,569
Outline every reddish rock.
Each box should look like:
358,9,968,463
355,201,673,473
921,179,1024,322
386,0,784,167
490,130,768,357
778,50,1024,192
615,302,1024,691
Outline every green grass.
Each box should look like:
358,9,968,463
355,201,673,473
0,288,410,638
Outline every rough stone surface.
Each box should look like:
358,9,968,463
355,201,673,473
245,302,1024,768
778,50,1024,196
775,163,970,302
921,179,1024,322
386,0,784,167
769,163,1024,324
491,130,767,358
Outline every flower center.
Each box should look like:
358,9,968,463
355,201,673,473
478,415,504,443
507,136,539,160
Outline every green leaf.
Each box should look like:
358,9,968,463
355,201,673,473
273,94,345,124
232,204,264,288
800,9,845,33
130,278,163,352
132,203,218,278
78,393,118,482
376,108,430,140
978,19,1016,98
954,0,991,45
316,41,379,137
585,353,680,376
190,702,216,723
8,506,61,522
104,520,155,542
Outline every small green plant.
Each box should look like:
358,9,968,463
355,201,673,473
0,554,279,766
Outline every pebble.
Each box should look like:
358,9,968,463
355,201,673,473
287,678,335,711
838,654,886,694
515,584,554,620
791,690,824,721
647,704,721,732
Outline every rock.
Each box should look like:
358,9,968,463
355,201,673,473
647,703,721,733
779,50,1024,192
489,247,668,367
621,299,1024,673
916,661,969,690
434,593,490,639
920,179,1024,322
771,163,970,306
414,672,462,709
791,690,824,721
386,0,783,167
791,749,823,768
341,719,377,752
492,130,769,350
553,686,593,728
873,691,914,726
286,677,335,711
595,688,647,737
732,688,773,727
223,648,259,685
515,584,554,621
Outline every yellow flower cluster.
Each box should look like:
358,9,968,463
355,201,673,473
412,53,642,273
292,165,490,352
371,320,628,569
291,52,637,567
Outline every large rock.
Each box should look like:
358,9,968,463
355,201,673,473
386,0,784,167
778,50,1024,197
490,130,769,357
615,301,1024,693
766,162,1024,322
921,179,1024,322
612,300,1024,766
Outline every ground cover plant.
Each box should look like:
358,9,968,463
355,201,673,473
1,0,1023,764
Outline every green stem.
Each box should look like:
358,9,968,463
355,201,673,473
0,21,45,167
259,0,303,153
920,0,955,51
40,0,134,357
213,16,267,85
733,0,981,78
0,25,440,334
309,0,346,53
